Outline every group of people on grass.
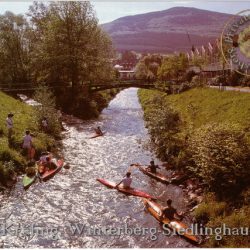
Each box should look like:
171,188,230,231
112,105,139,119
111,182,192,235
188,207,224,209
6,113,49,161
116,160,183,221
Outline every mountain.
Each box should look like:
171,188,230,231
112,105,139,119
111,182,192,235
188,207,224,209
102,7,233,53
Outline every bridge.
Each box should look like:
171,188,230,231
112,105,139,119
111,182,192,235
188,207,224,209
90,80,156,92
0,79,180,95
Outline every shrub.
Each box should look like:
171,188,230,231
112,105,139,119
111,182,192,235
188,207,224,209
204,206,250,247
142,94,184,161
154,81,171,93
33,85,62,137
194,193,228,224
187,123,250,198
0,161,16,184
190,75,206,88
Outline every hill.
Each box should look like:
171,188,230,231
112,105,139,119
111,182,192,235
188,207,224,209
102,7,232,52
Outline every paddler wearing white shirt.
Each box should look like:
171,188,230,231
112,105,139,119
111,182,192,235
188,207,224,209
115,172,132,189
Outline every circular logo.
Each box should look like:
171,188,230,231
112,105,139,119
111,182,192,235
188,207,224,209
220,9,250,76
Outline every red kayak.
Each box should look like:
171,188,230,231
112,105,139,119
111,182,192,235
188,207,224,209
138,165,170,184
89,132,105,139
143,199,199,244
40,159,64,181
97,178,157,199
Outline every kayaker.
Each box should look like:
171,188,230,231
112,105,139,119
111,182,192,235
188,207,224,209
160,199,183,220
115,172,132,189
94,126,103,135
147,160,160,173
39,152,49,164
44,157,57,170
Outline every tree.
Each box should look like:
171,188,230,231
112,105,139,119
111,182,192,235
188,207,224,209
0,11,30,85
33,85,61,137
121,51,137,62
135,54,162,80
157,53,189,81
28,2,114,92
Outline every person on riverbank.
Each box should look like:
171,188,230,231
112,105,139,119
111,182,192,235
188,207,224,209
147,160,160,173
160,199,183,220
6,113,14,140
116,172,132,189
22,130,35,161
94,126,103,135
41,117,48,132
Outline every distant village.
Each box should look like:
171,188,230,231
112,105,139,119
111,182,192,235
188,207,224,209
112,38,232,81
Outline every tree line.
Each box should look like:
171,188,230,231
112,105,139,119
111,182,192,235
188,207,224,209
0,2,115,111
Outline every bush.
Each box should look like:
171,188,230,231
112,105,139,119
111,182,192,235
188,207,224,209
142,94,184,161
154,81,171,93
194,193,228,224
187,123,250,198
0,161,16,184
190,75,206,88
183,70,197,82
226,71,243,86
204,206,250,247
33,85,62,137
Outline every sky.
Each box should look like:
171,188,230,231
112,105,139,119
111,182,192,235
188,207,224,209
0,1,249,24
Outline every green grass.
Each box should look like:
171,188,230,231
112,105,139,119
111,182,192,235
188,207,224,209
139,87,250,131
0,91,56,185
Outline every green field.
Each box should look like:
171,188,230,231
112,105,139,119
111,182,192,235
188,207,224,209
139,87,250,131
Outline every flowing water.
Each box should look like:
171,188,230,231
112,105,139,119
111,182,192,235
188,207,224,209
0,88,194,248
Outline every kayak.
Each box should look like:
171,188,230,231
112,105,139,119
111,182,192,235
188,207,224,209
89,132,105,139
97,178,157,199
137,165,170,184
40,159,64,181
23,173,37,189
143,198,199,244
23,163,38,189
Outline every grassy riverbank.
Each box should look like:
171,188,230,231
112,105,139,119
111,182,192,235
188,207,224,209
0,91,56,187
138,87,250,247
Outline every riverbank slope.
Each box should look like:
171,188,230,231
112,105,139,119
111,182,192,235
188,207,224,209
0,91,56,187
138,87,250,247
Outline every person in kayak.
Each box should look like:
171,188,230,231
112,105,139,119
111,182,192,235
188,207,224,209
44,156,57,170
94,126,103,135
115,172,132,189
39,152,49,163
147,160,160,173
160,199,183,220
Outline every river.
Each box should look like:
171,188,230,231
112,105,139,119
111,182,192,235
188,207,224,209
0,88,194,248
